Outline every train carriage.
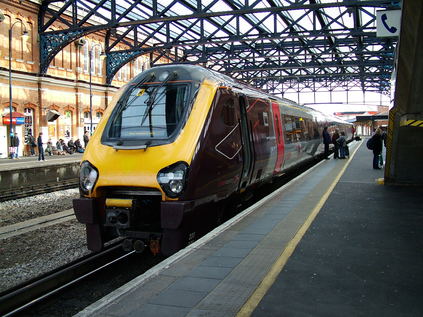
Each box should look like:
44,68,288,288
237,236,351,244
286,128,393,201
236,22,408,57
73,64,351,255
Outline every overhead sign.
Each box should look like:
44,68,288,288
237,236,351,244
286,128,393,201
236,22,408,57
376,10,401,37
3,116,25,125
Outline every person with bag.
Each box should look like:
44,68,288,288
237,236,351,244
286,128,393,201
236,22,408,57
322,126,331,160
370,128,383,169
332,129,340,159
337,131,347,159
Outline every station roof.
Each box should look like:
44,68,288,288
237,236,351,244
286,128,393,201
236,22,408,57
39,0,401,95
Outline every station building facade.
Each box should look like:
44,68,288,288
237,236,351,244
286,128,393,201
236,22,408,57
0,0,164,158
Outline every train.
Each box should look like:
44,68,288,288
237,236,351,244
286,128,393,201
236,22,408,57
73,64,352,256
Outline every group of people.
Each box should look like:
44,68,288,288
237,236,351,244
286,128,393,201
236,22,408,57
323,126,386,170
26,132,47,161
25,130,90,161
322,127,349,160
53,138,84,155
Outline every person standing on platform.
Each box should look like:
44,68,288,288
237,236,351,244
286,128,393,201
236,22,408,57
371,128,383,169
380,127,387,166
45,139,53,156
9,132,16,159
13,134,20,159
322,126,331,160
37,132,45,161
83,131,89,148
337,131,347,159
332,129,340,159
29,134,36,156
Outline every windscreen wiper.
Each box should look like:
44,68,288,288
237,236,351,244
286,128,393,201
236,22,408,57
123,73,156,111
140,71,177,127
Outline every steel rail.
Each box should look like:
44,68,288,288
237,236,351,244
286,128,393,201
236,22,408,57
0,179,79,202
0,241,130,317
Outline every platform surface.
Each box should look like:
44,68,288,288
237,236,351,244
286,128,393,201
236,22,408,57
0,154,82,172
75,141,423,317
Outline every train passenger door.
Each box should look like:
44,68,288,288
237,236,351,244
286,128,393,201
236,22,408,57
238,95,253,191
271,102,285,174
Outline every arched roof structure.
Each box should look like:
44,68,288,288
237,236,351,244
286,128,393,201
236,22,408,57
39,0,400,95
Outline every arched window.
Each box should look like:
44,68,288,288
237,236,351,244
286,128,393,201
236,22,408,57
64,110,72,138
93,44,102,76
4,105,17,113
64,43,72,70
118,63,129,81
83,111,90,133
25,21,34,62
83,41,89,73
5,18,27,62
47,28,60,68
24,108,34,142
0,15,10,51
134,56,150,75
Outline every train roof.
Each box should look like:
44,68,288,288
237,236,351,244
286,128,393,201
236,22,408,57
144,64,351,126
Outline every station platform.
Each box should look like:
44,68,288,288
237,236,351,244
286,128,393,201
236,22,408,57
0,154,82,192
76,140,423,317
0,153,82,172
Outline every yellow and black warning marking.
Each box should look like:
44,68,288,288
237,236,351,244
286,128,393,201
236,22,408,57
400,120,423,127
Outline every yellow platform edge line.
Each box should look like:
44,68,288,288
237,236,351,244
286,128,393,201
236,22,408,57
236,142,362,317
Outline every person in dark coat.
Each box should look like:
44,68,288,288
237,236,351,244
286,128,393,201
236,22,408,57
9,132,16,159
13,134,20,159
83,131,89,148
29,134,36,156
322,126,331,160
67,139,76,153
74,139,84,153
372,127,383,169
332,129,340,159
37,132,45,161
61,139,72,154
337,131,347,159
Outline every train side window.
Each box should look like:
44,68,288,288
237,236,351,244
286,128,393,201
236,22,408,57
222,98,236,127
283,115,293,144
262,112,269,127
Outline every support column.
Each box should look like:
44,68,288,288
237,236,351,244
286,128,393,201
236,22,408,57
385,0,423,185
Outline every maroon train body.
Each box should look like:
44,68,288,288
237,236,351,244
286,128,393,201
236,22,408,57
73,65,352,255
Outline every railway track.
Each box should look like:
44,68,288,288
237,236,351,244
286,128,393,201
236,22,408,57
0,178,79,202
0,152,336,316
0,241,130,317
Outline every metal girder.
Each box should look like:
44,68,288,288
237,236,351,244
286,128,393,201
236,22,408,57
38,0,400,94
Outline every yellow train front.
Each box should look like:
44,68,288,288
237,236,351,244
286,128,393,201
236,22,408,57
73,64,351,256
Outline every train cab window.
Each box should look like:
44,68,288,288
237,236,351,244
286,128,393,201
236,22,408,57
106,83,189,140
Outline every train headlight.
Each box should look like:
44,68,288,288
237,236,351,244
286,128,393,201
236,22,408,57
79,161,98,194
157,162,189,198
